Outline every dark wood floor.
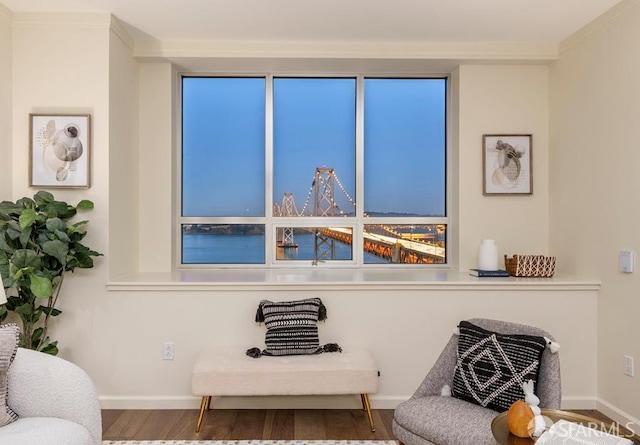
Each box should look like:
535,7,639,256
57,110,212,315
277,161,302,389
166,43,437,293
101,408,630,441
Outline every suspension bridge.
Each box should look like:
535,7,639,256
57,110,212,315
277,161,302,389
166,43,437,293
274,167,445,264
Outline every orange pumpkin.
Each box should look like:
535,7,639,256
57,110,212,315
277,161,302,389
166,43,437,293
506,400,534,438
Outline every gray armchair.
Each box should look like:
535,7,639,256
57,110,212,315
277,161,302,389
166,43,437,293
392,318,561,445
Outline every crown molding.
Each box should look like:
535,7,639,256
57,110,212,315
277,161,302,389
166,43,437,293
12,11,111,28
559,0,640,54
134,39,558,63
110,14,134,51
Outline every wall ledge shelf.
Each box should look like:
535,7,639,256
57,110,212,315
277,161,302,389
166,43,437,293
106,270,600,292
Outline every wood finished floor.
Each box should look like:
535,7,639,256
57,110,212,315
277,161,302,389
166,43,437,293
101,408,621,441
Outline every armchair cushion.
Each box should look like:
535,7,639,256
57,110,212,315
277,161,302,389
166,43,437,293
452,320,547,412
0,323,19,427
393,395,498,445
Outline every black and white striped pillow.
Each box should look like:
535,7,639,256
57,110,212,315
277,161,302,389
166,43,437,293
0,323,20,427
256,298,327,356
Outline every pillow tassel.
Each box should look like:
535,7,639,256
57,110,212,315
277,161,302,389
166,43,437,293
255,301,265,323
318,301,327,321
543,336,561,353
321,343,342,353
246,347,263,358
441,384,452,397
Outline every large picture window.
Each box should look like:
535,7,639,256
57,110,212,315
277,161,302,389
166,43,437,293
180,75,447,267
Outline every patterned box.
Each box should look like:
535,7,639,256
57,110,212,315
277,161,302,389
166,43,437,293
504,254,556,277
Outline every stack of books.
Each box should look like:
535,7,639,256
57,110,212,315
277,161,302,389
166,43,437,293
469,269,510,277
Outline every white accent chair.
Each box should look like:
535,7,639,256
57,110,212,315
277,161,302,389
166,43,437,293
0,348,102,445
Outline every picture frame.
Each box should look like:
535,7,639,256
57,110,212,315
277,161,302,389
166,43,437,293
29,114,91,188
483,134,532,195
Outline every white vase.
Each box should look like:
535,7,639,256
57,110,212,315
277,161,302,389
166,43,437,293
478,239,499,270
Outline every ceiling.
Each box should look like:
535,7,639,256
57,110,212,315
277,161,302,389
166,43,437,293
0,0,625,44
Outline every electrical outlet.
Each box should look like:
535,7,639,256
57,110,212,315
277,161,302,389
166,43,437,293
624,355,634,377
163,342,175,360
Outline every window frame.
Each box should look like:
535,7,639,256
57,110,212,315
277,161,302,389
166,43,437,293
177,73,450,269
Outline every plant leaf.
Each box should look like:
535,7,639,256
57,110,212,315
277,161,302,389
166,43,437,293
19,226,32,248
41,240,68,267
34,191,54,206
38,339,59,355
54,230,70,242
30,274,52,298
19,208,37,229
41,306,62,316
11,249,41,269
46,217,66,232
76,200,94,210
43,201,74,219
14,302,34,318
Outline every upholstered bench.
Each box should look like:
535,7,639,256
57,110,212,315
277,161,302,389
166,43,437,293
192,346,379,432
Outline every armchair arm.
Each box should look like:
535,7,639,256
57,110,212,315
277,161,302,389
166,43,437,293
7,348,102,445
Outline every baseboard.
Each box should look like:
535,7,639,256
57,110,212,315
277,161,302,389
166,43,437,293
100,394,602,411
597,398,640,436
561,395,598,410
99,394,408,410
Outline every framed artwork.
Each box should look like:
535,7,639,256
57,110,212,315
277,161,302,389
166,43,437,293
483,134,532,195
29,114,91,188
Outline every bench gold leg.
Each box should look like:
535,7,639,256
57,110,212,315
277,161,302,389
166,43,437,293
360,393,366,410
361,393,375,432
196,396,210,433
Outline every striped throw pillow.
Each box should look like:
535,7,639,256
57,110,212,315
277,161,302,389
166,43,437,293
256,298,327,356
0,323,19,427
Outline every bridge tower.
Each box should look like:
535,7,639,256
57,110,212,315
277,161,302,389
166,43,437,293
277,192,298,248
313,167,338,217
313,167,337,260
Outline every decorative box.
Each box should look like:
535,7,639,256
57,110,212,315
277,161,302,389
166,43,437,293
504,254,556,277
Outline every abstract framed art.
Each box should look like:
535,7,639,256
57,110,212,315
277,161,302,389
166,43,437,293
29,114,91,188
483,134,532,195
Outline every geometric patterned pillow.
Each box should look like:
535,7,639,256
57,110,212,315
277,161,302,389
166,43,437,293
451,320,547,412
255,298,327,356
0,323,20,427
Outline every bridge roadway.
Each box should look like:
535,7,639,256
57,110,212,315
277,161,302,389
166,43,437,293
318,227,445,264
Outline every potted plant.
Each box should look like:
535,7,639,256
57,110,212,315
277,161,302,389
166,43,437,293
0,190,102,355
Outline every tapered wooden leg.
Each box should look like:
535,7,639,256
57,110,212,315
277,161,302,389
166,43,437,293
196,396,210,433
360,393,367,410
361,393,375,432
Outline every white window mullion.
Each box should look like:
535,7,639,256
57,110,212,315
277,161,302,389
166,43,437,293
354,74,365,266
265,74,275,265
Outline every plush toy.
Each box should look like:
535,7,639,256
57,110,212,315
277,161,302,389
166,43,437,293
506,380,546,438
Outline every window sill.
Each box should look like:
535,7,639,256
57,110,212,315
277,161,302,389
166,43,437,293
106,269,600,292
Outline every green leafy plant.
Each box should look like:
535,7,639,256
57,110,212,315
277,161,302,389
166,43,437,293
0,191,102,355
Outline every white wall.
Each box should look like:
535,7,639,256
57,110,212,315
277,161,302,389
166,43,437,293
2,9,603,414
108,22,139,278
0,4,11,196
96,285,597,410
137,62,174,273
457,65,550,271
550,0,640,428
10,11,112,368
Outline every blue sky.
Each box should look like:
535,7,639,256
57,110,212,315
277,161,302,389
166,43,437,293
182,76,445,217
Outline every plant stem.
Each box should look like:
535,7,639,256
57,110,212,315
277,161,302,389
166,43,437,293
37,275,64,351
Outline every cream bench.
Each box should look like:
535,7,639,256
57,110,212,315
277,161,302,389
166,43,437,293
192,346,379,432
